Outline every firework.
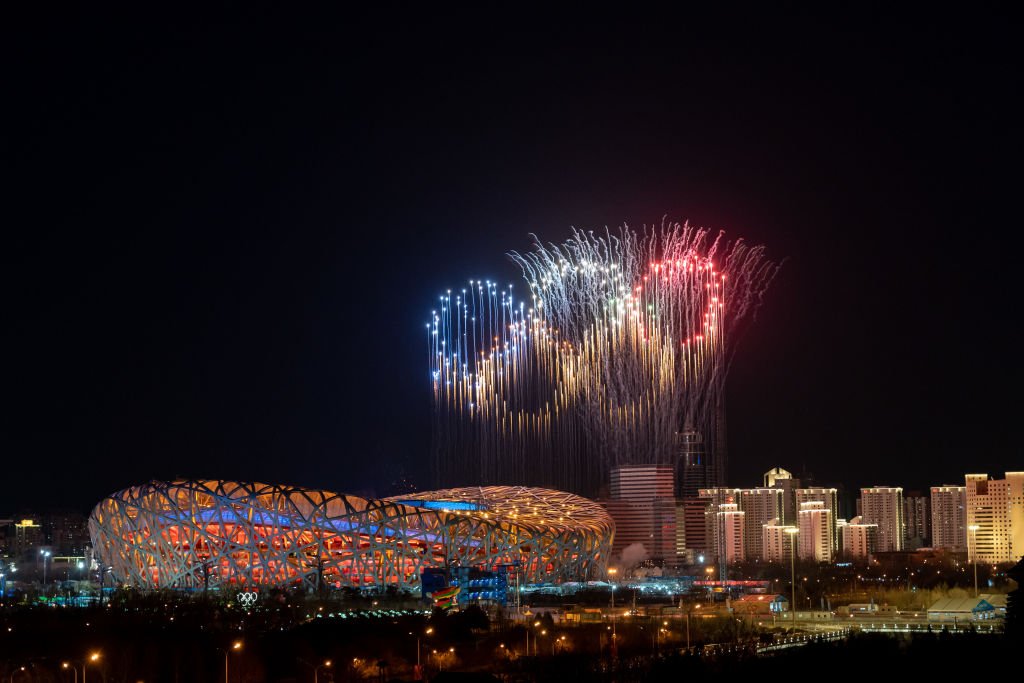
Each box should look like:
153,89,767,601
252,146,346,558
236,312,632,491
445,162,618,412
429,220,778,495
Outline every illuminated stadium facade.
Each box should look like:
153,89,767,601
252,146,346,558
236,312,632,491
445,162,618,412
88,480,613,591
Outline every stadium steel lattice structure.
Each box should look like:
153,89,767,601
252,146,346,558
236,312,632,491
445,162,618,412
88,480,614,591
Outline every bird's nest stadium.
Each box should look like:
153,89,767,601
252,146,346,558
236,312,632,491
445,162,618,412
88,480,614,591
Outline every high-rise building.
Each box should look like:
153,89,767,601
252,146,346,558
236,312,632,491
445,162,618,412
699,488,740,566
0,519,13,556
797,501,834,562
674,501,687,558
965,472,1024,564
611,466,675,501
841,516,878,560
651,498,678,560
677,431,711,499
902,493,930,550
762,522,795,563
716,503,745,564
764,467,792,487
860,487,904,552
14,519,43,559
44,512,90,555
795,488,839,552
930,485,967,552
738,488,784,560
603,465,678,561
682,498,710,556
765,467,801,524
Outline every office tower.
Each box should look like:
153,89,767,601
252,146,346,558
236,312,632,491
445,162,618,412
739,488,784,560
860,487,904,552
965,472,1024,564
611,465,675,501
841,516,879,560
603,465,678,560
765,466,801,524
677,431,711,499
930,485,967,551
797,501,834,562
902,492,930,550
675,500,688,559
795,488,839,552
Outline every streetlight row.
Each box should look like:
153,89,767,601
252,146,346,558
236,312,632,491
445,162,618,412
8,652,101,683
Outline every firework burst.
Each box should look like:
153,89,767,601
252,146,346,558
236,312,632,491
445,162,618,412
429,220,778,495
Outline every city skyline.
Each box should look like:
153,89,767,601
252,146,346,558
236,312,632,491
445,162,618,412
3,15,1020,513
2,12,1022,682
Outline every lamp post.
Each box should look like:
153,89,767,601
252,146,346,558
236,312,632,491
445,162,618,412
61,662,78,683
529,620,541,656
785,527,800,628
224,640,242,683
10,666,25,683
313,660,331,683
968,525,980,597
655,621,668,655
411,626,432,679
40,550,52,588
82,652,101,683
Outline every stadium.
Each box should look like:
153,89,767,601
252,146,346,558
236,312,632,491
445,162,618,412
88,480,614,591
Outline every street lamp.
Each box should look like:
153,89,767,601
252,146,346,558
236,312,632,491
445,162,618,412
82,652,101,683
224,640,242,683
412,627,433,669
440,647,454,671
655,623,667,655
62,662,78,683
527,620,542,656
968,525,980,597
40,550,52,587
299,658,332,683
785,527,800,628
9,666,25,683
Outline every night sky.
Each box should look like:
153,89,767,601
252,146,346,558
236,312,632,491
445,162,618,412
4,12,1020,514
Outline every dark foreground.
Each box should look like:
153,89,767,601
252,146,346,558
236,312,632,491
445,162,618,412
0,595,1016,682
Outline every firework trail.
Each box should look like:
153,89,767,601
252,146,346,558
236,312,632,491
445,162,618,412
428,220,778,495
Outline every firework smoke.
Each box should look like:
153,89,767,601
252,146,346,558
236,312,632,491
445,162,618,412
429,220,778,495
